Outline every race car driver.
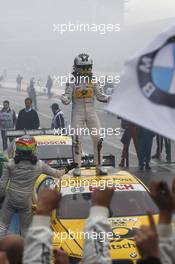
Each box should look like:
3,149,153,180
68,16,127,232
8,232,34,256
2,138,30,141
0,135,76,238
61,53,111,176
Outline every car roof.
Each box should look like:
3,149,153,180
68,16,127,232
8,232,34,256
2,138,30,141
62,170,141,185
60,170,147,196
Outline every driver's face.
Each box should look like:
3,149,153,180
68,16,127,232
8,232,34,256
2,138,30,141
77,66,92,76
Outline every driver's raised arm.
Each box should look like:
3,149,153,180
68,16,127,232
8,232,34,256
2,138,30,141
38,160,77,178
83,188,114,264
38,160,66,178
94,83,110,103
60,82,73,105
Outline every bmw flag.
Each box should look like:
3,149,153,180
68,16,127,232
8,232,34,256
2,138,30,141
106,24,175,140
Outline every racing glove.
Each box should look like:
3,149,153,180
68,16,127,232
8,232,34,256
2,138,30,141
65,162,78,173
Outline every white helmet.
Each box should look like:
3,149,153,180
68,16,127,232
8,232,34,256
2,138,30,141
74,53,93,67
73,53,93,76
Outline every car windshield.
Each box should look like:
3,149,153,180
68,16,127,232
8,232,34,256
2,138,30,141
57,191,159,219
7,139,62,160
35,145,60,160
7,136,72,161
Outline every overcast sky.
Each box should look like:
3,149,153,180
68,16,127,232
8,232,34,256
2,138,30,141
0,0,123,78
0,0,174,79
126,0,175,24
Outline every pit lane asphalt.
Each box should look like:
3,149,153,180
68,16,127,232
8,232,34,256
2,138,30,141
1,87,175,189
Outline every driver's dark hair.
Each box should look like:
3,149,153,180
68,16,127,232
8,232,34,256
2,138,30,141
51,103,59,110
3,100,10,105
14,151,37,164
25,97,32,103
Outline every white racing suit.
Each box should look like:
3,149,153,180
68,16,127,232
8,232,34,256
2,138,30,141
83,206,112,264
0,159,65,238
23,206,112,264
23,215,52,264
61,81,109,173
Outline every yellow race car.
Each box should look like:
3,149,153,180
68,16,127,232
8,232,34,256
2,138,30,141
33,167,159,264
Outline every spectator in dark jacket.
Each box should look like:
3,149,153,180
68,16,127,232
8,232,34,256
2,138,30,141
46,75,53,98
27,79,38,111
119,119,138,168
51,103,65,131
16,98,40,130
152,134,171,162
137,126,155,171
16,74,23,91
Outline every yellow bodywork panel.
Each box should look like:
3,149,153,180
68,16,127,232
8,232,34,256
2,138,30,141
33,169,159,263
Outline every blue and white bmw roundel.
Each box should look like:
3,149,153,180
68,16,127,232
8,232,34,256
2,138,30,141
152,43,175,94
138,36,175,108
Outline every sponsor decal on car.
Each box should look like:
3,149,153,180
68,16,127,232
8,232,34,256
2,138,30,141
61,184,146,196
35,135,72,146
37,140,67,145
108,218,139,227
110,242,136,250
